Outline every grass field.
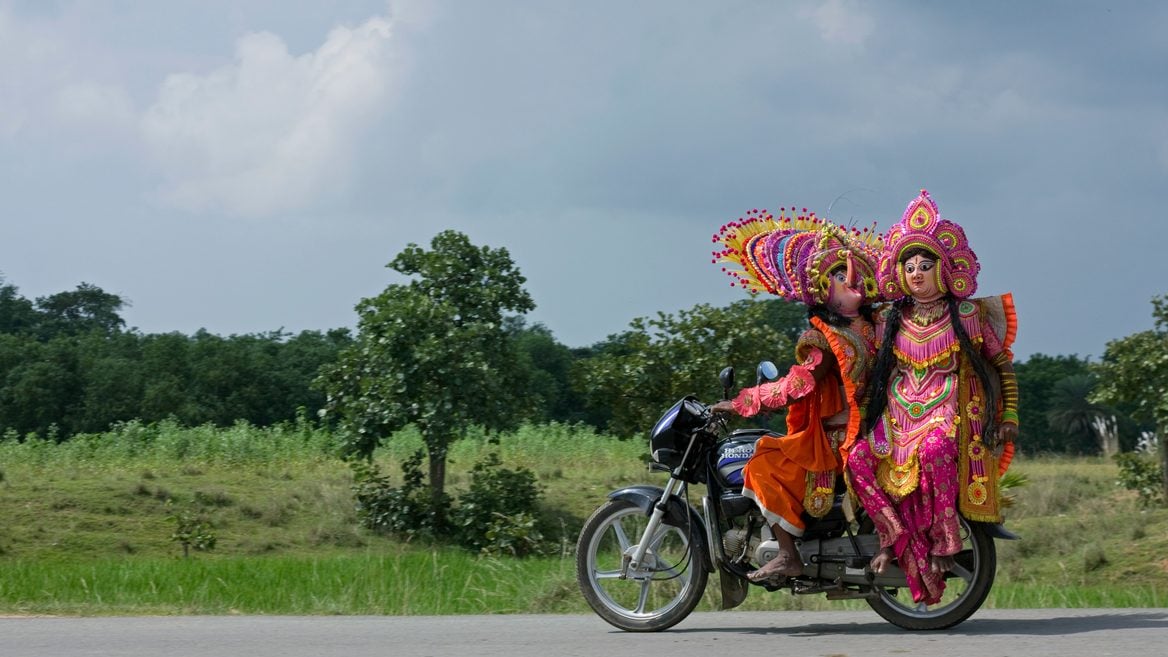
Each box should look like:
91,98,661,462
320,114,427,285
0,421,1165,614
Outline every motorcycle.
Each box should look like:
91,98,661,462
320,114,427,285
575,363,1018,632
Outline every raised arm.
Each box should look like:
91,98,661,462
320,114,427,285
714,345,837,418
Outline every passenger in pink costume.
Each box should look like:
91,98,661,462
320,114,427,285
848,190,1019,606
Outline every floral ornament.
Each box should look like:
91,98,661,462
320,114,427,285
878,190,981,300
713,207,884,306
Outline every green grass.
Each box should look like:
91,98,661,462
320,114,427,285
0,551,583,615
0,424,1166,614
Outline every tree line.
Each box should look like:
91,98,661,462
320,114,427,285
0,246,1158,464
0,278,351,438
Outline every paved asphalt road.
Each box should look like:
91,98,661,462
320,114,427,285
3,609,1167,657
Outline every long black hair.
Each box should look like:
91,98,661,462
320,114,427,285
808,303,875,328
863,251,1000,441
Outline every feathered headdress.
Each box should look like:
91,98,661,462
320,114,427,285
713,206,883,306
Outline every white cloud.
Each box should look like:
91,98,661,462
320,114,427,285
141,14,395,217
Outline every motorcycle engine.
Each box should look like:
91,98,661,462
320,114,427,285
722,527,768,564
754,538,780,567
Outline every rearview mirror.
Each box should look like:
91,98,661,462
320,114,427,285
756,360,779,385
718,366,735,400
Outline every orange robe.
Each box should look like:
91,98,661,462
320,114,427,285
735,317,876,536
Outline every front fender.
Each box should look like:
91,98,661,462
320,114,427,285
608,485,703,532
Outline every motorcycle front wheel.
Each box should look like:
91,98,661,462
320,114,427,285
576,499,709,632
865,517,996,630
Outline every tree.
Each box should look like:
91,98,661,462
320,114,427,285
1092,295,1168,503
507,318,589,424
1045,374,1104,455
317,230,535,510
1013,353,1092,453
34,282,127,337
574,298,800,438
0,277,40,336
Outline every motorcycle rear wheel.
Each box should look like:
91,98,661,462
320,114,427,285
576,499,709,632
865,517,996,630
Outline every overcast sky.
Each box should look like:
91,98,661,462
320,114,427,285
2,0,1165,361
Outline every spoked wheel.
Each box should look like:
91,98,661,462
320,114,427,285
576,499,708,632
865,517,996,630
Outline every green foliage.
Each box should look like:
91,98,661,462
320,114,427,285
34,282,127,337
507,319,592,425
166,502,217,558
1045,373,1105,454
318,230,536,508
351,451,450,541
1,426,1168,614
1093,297,1168,429
1092,294,1168,501
1082,542,1108,573
352,450,546,557
452,453,544,557
0,417,342,467
1014,353,1093,453
1114,452,1164,507
574,298,802,437
0,323,349,440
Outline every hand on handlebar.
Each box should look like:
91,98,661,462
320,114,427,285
710,400,737,417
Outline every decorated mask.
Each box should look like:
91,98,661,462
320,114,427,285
878,190,980,300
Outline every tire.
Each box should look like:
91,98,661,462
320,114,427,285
865,517,996,630
576,499,709,632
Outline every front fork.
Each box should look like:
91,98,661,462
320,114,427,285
624,477,685,576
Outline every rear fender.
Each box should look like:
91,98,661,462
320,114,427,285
978,522,1021,540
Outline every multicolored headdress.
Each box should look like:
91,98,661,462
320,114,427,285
878,190,980,300
713,206,883,306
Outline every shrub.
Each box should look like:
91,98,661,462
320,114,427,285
1114,452,1164,507
166,503,217,558
351,450,449,541
451,453,545,557
353,450,548,556
1082,542,1108,572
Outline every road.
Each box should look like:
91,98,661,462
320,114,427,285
3,609,1167,657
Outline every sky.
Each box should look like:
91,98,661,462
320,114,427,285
1,0,1165,361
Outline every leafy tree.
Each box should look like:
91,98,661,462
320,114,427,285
574,298,800,438
75,331,145,432
507,318,589,424
0,338,81,437
0,277,40,336
317,230,535,510
138,332,199,424
34,282,127,337
1092,295,1168,502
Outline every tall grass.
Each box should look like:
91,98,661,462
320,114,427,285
0,417,342,469
1,424,1166,615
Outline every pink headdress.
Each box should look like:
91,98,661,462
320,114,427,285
878,190,980,300
713,207,883,306
878,189,981,299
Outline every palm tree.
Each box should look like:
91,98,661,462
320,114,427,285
1046,374,1106,454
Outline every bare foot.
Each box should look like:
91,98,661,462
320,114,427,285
870,547,895,575
930,554,956,574
747,550,803,581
